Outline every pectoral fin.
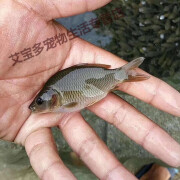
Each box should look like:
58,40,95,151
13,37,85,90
63,102,78,108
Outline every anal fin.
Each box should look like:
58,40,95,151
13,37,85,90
87,100,98,107
111,85,119,91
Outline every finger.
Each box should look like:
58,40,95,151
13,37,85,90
58,112,137,180
118,77,180,117
64,40,180,117
15,112,65,144
18,0,111,20
88,93,180,167
25,128,76,180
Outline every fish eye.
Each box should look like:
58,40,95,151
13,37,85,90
36,97,44,105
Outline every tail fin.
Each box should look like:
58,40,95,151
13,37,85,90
122,57,150,82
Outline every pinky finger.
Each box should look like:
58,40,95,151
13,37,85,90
25,128,76,180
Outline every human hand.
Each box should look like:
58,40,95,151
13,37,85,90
0,0,180,180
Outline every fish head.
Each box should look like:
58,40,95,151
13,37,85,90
29,88,60,113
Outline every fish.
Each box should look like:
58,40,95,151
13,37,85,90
29,57,149,113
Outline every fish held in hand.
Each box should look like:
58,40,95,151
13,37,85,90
29,57,149,113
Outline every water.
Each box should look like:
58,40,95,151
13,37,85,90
56,12,112,47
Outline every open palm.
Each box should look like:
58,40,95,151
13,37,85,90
0,1,180,179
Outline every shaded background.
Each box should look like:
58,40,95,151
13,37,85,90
0,0,180,179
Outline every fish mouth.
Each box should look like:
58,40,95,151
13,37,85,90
29,106,35,112
29,103,49,114
29,103,36,113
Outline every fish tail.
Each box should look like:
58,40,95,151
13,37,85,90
121,57,150,82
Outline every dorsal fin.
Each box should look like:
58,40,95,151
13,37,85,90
72,63,111,69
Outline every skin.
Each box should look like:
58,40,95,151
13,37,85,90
0,0,180,179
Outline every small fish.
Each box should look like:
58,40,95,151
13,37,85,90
29,57,149,113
